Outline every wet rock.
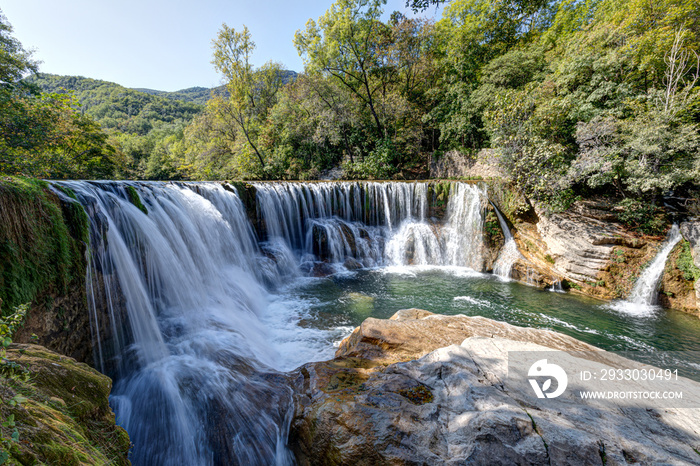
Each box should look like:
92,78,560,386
311,262,335,277
311,224,330,260
289,311,700,465
343,257,363,270
339,222,357,257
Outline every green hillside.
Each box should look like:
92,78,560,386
132,86,216,106
25,74,204,135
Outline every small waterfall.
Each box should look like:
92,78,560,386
609,224,682,316
549,279,564,293
491,204,523,279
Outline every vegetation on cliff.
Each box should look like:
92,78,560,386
0,178,87,314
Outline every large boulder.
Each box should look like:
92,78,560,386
0,344,131,465
289,310,700,465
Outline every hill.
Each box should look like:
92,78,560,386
25,74,204,135
132,86,217,106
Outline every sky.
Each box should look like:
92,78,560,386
2,0,444,92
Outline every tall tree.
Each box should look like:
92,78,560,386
294,0,390,136
211,24,283,172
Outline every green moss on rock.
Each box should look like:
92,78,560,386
1,344,131,465
125,185,148,215
0,177,86,314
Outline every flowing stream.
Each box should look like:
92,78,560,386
491,203,523,279
608,224,683,317
53,181,700,465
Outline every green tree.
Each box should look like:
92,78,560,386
211,24,284,173
294,0,390,136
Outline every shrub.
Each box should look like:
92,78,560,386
615,198,667,235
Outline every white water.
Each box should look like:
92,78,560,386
55,180,490,465
58,181,305,466
254,181,486,271
549,279,564,293
491,204,523,279
608,224,682,317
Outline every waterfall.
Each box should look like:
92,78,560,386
442,183,487,269
549,279,564,293
254,181,487,270
609,224,682,316
491,204,523,279
51,180,492,465
55,181,296,466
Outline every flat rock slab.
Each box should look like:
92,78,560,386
336,308,597,364
290,310,700,465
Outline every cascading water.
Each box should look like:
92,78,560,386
53,180,491,465
491,204,523,279
549,279,564,293
608,224,682,316
56,181,298,466
254,181,486,270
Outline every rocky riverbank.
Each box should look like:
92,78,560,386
288,310,700,465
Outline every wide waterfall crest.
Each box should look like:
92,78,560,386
54,180,492,465
254,181,487,270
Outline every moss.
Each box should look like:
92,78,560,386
428,180,454,219
0,177,85,314
1,344,131,465
544,254,555,264
54,185,78,200
396,384,433,405
676,240,700,281
125,185,148,215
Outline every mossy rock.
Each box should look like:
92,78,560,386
124,185,147,215
1,344,131,465
0,177,86,314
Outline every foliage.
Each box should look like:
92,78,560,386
0,303,28,463
211,24,285,175
0,12,118,180
676,241,700,281
343,138,400,179
2,0,700,205
614,198,667,235
0,178,86,313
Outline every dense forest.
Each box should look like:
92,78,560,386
1,0,699,214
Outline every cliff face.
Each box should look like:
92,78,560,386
289,310,700,465
0,344,131,465
486,183,699,315
0,178,95,362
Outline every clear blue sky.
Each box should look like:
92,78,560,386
2,0,443,92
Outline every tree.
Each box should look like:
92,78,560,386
294,0,390,137
0,10,37,86
0,11,116,179
211,24,284,172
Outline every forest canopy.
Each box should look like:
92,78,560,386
0,0,698,209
